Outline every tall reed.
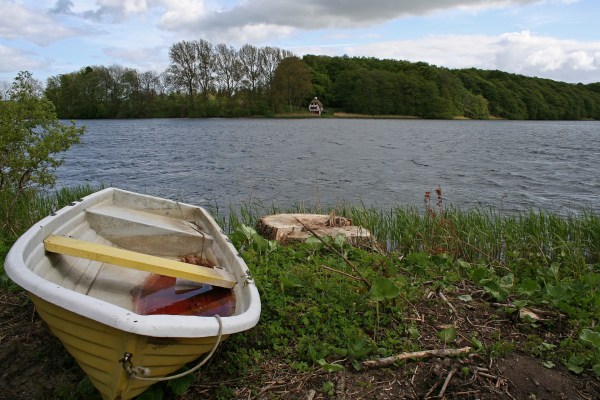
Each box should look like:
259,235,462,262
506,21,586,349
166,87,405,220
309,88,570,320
0,185,98,238
222,200,599,279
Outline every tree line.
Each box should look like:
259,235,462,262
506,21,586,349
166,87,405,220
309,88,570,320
31,40,600,119
43,41,299,118
304,55,600,119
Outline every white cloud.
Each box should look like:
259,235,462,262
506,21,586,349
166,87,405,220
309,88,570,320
103,45,168,72
155,0,542,34
2,0,598,84
0,44,41,73
158,0,208,28
0,1,77,45
493,31,600,81
294,30,600,83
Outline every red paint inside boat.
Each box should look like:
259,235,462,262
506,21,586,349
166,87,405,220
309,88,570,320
132,274,235,317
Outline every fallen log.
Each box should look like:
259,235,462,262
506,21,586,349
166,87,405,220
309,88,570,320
362,346,472,368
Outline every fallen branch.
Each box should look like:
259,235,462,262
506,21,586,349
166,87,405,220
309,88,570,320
362,346,472,368
321,264,362,281
438,291,458,315
438,367,457,399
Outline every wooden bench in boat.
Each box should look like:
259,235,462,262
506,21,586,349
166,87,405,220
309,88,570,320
85,205,215,257
44,235,236,289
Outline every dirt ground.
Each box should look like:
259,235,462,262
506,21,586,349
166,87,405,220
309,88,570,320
2,281,599,400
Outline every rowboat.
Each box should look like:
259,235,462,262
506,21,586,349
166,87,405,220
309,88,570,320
4,188,261,399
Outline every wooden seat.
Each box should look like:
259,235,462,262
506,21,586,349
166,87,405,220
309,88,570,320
85,205,214,256
44,235,236,289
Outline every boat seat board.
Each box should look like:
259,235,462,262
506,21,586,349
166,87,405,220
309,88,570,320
44,235,236,289
85,205,205,237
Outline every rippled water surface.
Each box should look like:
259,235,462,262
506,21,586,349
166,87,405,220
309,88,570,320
56,119,600,214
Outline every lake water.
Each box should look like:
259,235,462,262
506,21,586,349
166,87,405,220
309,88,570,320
55,118,600,214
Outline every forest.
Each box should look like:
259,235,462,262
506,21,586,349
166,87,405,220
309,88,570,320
37,39,600,120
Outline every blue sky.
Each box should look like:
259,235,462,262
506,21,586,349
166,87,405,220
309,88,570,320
1,0,599,86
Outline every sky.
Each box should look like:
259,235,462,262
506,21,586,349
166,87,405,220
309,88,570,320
1,0,599,85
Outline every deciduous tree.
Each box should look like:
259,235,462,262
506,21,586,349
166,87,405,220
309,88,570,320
0,71,85,194
272,57,313,112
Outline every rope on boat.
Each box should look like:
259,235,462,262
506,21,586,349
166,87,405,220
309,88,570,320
120,315,223,382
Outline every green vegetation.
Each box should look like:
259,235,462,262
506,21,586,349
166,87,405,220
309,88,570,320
213,203,600,377
1,187,599,398
33,41,600,120
0,71,87,282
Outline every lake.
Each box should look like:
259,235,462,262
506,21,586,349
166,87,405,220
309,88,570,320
55,118,600,214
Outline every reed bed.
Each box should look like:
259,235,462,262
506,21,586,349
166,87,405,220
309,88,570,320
0,185,99,236
223,200,600,281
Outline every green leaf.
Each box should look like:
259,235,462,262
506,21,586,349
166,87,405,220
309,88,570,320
566,355,585,374
239,224,257,240
437,327,457,344
542,360,555,369
593,364,600,377
458,294,473,302
516,278,542,297
470,336,483,350
136,385,163,400
405,252,430,267
498,273,515,290
512,299,528,309
369,277,400,302
317,359,345,372
431,253,453,266
549,262,560,280
580,329,600,349
546,283,571,302
334,233,347,249
539,342,556,351
483,280,509,302
304,236,323,249
470,266,491,283
408,326,420,339
322,381,335,394
166,367,195,395
567,364,584,374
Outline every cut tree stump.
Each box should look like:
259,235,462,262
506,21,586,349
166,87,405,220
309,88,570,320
258,213,371,244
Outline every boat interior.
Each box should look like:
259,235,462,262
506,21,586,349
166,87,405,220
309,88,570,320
30,191,236,314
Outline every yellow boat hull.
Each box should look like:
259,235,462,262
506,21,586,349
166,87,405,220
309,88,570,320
31,294,228,400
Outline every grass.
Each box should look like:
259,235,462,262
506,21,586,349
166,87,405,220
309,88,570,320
1,186,599,398
0,185,99,283
216,195,600,381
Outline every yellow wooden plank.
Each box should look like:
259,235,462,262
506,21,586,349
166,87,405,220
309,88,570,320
44,235,236,289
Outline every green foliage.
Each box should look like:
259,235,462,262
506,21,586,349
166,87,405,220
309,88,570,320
217,203,600,383
1,71,85,193
166,368,196,395
1,185,98,287
41,45,600,119
369,277,400,301
272,57,314,112
437,326,457,345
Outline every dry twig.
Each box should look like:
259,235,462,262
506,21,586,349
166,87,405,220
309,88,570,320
438,367,457,399
362,346,472,368
438,291,458,315
320,264,362,281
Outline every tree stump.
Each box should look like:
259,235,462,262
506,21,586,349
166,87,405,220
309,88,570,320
257,213,371,245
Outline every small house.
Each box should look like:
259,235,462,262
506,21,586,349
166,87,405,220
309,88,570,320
308,97,324,116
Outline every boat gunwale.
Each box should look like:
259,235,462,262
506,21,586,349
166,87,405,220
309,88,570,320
4,187,261,338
